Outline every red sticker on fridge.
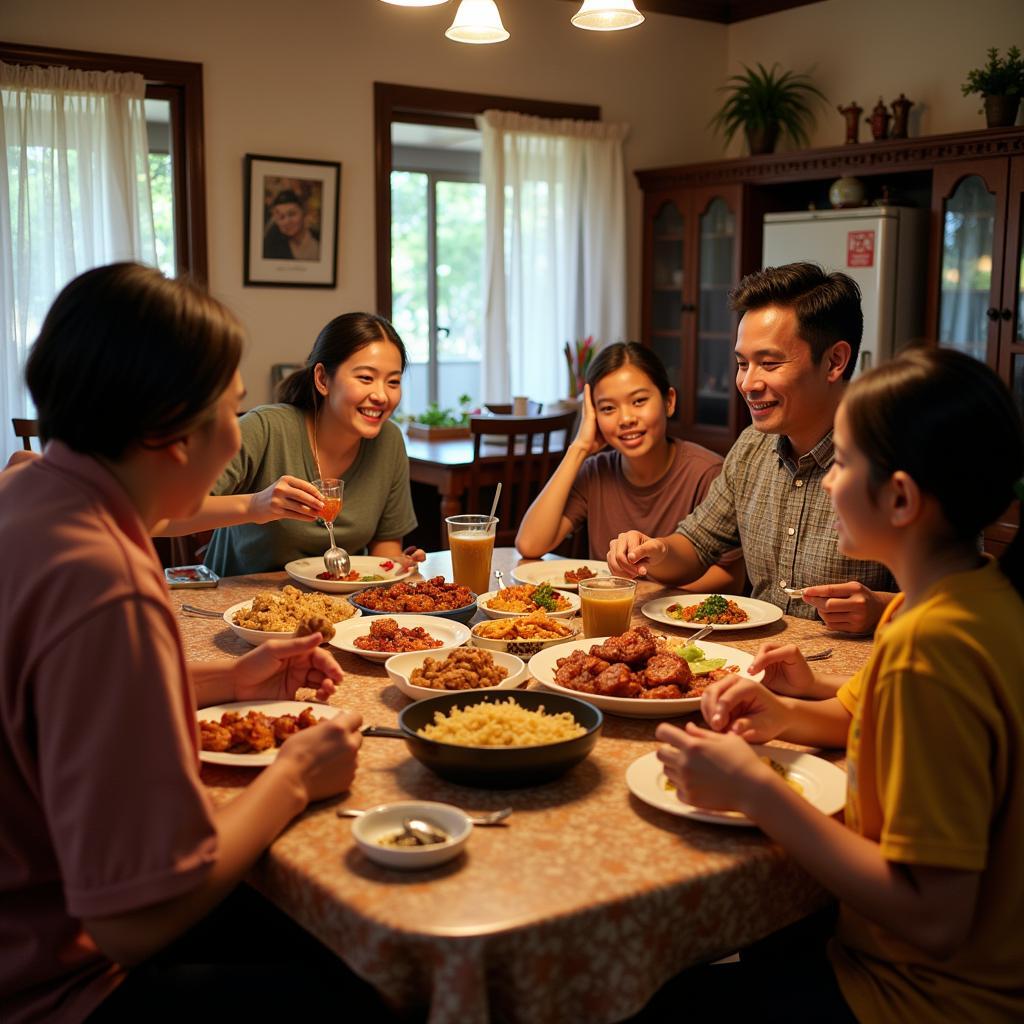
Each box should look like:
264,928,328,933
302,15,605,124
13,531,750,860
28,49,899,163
847,230,875,267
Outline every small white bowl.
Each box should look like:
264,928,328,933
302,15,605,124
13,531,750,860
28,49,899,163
385,648,527,701
327,614,471,664
223,598,359,646
350,801,471,870
476,589,580,620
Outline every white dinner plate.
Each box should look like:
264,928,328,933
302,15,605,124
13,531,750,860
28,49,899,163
198,700,341,766
223,598,359,646
626,747,847,827
476,588,580,620
327,614,471,664
641,594,783,632
528,636,760,718
284,555,415,594
511,559,610,591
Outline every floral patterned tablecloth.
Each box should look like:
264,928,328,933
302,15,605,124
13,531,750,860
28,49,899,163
176,550,872,1024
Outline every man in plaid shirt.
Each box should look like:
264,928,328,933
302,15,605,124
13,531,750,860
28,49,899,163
607,263,896,634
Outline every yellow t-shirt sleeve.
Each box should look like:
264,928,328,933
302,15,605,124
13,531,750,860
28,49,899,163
836,665,863,716
871,667,993,870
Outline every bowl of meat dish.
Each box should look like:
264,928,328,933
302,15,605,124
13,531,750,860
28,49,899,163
470,610,580,656
328,615,471,664
362,690,602,786
386,646,527,701
223,587,359,646
477,583,579,620
349,800,472,870
528,625,761,719
349,576,477,624
197,700,341,766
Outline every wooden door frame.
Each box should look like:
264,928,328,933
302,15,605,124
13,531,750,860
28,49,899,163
374,83,599,317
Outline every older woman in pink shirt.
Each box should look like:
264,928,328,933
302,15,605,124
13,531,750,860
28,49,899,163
0,265,367,1022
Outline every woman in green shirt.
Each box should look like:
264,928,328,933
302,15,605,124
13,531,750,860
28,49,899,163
159,313,424,575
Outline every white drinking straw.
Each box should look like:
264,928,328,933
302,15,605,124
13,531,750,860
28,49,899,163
488,482,502,522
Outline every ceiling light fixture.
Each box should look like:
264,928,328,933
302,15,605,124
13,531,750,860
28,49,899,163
571,0,644,31
445,0,509,43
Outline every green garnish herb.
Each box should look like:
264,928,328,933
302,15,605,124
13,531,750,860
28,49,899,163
531,582,559,612
694,594,729,620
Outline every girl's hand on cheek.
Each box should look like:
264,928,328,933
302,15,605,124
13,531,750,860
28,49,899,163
573,384,607,457
655,721,772,815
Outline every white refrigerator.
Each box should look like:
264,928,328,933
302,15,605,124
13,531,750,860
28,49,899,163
762,207,929,376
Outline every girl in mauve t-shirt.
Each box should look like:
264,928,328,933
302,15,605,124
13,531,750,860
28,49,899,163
516,342,744,595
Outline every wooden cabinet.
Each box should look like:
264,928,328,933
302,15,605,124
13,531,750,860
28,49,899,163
639,183,753,454
928,155,1024,552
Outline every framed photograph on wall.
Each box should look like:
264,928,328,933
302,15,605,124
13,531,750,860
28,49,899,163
244,154,340,287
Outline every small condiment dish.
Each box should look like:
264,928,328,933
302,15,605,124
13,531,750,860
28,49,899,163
349,801,471,870
385,648,527,701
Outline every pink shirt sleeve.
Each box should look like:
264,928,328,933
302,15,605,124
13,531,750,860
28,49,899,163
34,596,217,919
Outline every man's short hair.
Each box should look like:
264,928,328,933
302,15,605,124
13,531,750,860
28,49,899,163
729,262,863,381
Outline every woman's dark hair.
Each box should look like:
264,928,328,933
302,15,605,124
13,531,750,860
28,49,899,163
844,347,1024,597
26,262,244,460
270,189,303,209
277,313,407,410
730,262,863,381
585,341,673,399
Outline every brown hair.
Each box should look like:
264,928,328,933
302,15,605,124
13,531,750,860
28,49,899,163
585,341,674,399
276,312,407,410
730,262,863,381
843,347,1024,596
26,263,244,459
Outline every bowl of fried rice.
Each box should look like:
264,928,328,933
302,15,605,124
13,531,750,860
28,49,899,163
470,610,580,656
477,584,580,620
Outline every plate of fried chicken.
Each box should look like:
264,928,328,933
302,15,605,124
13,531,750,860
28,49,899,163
197,700,340,766
527,626,761,718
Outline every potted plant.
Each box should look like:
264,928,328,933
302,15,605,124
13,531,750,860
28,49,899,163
406,394,476,440
710,62,827,155
962,46,1024,128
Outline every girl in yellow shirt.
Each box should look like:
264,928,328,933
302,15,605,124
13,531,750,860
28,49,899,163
654,348,1024,1023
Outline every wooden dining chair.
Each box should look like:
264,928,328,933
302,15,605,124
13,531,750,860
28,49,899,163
467,410,577,547
12,418,40,451
483,400,543,416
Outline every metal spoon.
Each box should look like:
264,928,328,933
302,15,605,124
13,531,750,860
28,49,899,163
323,519,351,577
493,569,506,589
780,586,806,601
336,806,512,827
181,604,226,619
803,648,833,662
687,624,714,644
400,817,450,845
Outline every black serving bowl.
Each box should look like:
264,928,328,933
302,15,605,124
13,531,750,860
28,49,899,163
363,690,603,787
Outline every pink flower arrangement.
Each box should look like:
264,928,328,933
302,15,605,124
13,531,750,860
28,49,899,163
563,336,596,398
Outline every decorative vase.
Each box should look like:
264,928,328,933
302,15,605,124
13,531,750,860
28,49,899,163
983,94,1021,128
866,97,891,141
829,176,866,209
745,122,779,155
889,93,914,139
837,101,863,144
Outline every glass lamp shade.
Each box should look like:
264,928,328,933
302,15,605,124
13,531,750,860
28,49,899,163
445,0,509,43
571,0,644,30
380,1,449,6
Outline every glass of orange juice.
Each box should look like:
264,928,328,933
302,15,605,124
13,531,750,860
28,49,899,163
578,576,637,638
312,478,344,524
445,514,498,597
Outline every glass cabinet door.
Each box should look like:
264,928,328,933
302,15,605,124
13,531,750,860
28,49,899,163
695,197,735,427
649,199,685,418
938,174,998,363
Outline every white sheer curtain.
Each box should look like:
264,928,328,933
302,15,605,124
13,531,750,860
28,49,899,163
478,110,628,407
0,62,156,461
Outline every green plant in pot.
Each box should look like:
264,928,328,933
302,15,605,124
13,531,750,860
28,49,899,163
710,62,827,156
962,46,1024,128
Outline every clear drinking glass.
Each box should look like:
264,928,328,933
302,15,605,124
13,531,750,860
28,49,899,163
445,514,498,597
578,576,637,638
312,478,345,559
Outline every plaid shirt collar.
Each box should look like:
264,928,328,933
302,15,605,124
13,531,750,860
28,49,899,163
774,430,834,475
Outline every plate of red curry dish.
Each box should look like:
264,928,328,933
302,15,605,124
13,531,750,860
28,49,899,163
349,576,477,624
328,615,471,664
527,625,761,718
640,593,783,632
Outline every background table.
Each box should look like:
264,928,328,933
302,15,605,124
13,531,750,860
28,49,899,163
178,549,872,1024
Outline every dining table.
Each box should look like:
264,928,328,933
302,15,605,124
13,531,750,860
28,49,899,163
178,548,873,1024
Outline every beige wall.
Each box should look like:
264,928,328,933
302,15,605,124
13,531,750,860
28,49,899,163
4,0,1019,404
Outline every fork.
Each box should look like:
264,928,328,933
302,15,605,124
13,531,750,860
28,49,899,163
687,624,714,644
336,806,513,827
803,648,833,662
